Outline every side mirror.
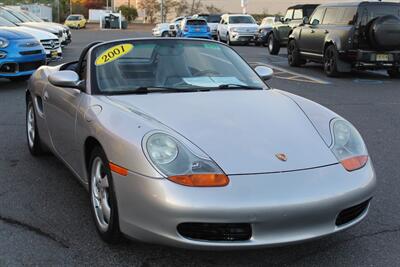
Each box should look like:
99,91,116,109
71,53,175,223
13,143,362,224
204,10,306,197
48,70,81,89
255,66,274,81
303,16,309,25
312,19,320,26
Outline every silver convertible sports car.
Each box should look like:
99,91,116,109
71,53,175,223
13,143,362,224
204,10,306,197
26,38,376,249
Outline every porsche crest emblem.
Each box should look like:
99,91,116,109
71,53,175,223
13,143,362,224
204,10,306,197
275,153,287,162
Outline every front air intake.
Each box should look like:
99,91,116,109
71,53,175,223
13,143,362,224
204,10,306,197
336,199,371,226
177,223,252,242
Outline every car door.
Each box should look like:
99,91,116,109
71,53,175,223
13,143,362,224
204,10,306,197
219,16,228,39
43,72,82,167
298,7,326,55
277,9,293,42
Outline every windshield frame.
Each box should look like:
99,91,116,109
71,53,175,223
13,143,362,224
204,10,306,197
87,38,270,96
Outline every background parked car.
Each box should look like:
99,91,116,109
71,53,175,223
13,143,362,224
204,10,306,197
64,14,86,29
0,28,46,81
217,14,259,45
192,13,222,40
0,7,67,46
288,1,400,78
21,10,71,46
169,17,185,37
267,4,318,54
255,16,279,46
177,18,212,39
152,22,170,37
0,16,62,61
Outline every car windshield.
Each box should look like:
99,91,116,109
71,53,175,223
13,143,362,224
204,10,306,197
8,10,31,22
23,11,43,22
91,40,267,95
0,9,23,24
67,15,82,21
229,16,255,24
0,16,16,27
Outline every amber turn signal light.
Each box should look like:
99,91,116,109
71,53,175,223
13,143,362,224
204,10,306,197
168,174,230,187
109,162,129,176
341,155,368,171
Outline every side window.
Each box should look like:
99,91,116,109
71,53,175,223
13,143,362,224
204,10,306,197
323,8,338,25
341,8,358,25
284,9,294,21
310,8,325,25
293,9,304,20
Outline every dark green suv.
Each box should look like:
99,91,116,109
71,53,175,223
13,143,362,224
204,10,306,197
288,1,400,77
267,4,318,55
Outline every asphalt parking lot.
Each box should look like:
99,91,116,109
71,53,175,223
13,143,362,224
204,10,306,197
1,29,400,266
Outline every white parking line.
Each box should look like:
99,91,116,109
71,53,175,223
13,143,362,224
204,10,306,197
252,61,331,85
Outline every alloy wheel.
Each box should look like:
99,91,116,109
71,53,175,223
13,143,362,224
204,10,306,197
91,157,111,232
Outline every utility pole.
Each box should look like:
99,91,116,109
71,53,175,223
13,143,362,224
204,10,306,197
161,0,164,23
69,0,72,14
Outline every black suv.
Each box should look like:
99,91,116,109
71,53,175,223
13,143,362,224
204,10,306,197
288,1,400,77
267,4,318,55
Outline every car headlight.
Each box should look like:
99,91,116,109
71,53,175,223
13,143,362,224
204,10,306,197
144,132,229,187
230,27,238,32
0,38,9,48
331,119,368,171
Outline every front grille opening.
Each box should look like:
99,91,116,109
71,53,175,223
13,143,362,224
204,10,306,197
20,50,43,56
177,223,252,242
18,61,45,72
0,63,17,73
336,199,371,226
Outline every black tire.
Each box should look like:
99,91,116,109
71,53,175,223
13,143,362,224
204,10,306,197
217,32,221,42
324,45,340,77
26,96,44,156
267,33,280,55
161,31,169,37
388,68,400,78
288,40,306,67
89,146,121,244
226,33,231,45
10,75,30,82
77,24,81,30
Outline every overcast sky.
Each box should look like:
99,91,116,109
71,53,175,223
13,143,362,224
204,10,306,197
200,0,396,14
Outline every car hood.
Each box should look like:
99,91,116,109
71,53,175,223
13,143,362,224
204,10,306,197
19,22,60,33
4,26,58,40
0,27,32,40
108,90,338,174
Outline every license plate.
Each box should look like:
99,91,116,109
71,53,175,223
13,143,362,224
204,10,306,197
51,50,58,58
376,54,389,61
195,28,200,32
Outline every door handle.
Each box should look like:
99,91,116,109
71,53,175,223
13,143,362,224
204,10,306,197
43,91,49,101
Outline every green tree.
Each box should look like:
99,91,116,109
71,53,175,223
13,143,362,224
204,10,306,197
118,5,138,22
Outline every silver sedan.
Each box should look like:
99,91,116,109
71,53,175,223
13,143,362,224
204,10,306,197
26,38,376,249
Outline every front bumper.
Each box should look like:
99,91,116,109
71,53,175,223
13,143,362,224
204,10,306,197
44,47,63,62
182,32,212,39
230,32,258,43
113,161,376,249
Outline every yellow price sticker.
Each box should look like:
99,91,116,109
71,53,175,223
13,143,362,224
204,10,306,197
95,44,133,66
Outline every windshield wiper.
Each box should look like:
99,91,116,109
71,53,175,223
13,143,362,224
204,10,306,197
105,87,209,95
218,84,263,90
